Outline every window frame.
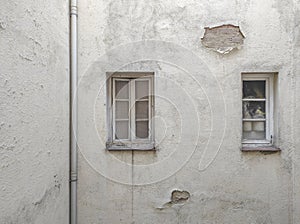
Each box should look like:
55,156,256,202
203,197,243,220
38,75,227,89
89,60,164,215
106,72,155,150
242,73,274,147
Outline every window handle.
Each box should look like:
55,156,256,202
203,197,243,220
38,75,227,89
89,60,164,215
270,135,273,144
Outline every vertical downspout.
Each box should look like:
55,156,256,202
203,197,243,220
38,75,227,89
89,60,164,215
70,0,78,223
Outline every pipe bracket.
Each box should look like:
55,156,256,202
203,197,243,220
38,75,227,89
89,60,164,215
70,6,78,16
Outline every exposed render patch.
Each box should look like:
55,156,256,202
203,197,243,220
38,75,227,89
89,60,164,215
201,24,245,54
157,190,190,210
171,190,190,203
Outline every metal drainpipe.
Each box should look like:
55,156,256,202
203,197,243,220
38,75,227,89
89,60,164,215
70,0,78,223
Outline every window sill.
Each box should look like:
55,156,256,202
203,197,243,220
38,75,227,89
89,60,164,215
106,142,155,151
241,146,280,152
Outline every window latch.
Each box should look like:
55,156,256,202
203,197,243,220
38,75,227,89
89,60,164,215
270,135,273,144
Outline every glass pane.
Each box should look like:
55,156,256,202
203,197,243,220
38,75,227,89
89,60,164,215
243,121,265,140
115,101,129,119
135,101,149,119
243,121,252,132
243,81,265,99
135,80,149,100
243,101,266,119
243,121,265,131
115,121,129,139
136,121,148,138
115,80,129,99
252,121,265,131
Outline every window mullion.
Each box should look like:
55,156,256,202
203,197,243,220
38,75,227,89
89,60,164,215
242,98,266,102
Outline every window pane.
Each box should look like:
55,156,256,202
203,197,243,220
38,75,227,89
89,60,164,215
243,101,266,119
115,101,129,119
135,101,149,119
135,80,149,100
115,121,129,139
252,121,265,131
243,121,266,140
136,121,148,138
243,121,252,131
243,81,265,99
243,121,265,131
115,80,129,99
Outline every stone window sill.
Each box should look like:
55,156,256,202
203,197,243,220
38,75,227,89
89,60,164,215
106,142,155,151
241,146,280,152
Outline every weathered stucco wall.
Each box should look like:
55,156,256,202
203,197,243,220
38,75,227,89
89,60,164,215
0,1,69,223
77,0,300,223
292,0,300,223
1,0,300,224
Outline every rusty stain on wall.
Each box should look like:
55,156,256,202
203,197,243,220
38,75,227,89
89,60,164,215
201,24,245,54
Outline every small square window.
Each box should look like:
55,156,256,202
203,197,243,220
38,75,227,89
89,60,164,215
242,73,275,148
106,72,155,150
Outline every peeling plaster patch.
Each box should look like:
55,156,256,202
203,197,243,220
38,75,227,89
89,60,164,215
171,190,190,203
157,190,190,210
201,24,245,54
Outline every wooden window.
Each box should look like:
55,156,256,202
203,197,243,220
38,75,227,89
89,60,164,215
106,72,154,150
242,73,275,147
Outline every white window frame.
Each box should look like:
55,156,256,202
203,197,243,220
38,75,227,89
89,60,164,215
106,72,155,150
242,73,274,147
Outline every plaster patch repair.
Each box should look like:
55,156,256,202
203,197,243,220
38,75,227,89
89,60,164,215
170,190,190,204
158,190,190,209
201,24,245,54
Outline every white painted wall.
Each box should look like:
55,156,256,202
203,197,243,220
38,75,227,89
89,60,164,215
77,0,300,223
1,0,300,224
0,1,69,223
